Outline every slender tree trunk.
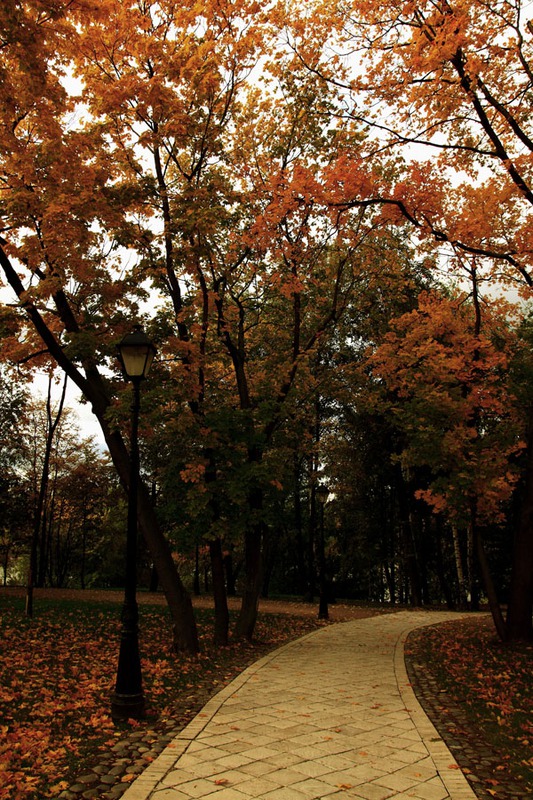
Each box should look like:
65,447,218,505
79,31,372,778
433,518,455,609
468,498,507,640
305,505,316,603
235,437,265,640
235,519,263,640
224,552,237,596
506,407,533,641
466,521,480,610
210,538,229,646
451,524,468,608
395,466,422,605
261,526,279,599
317,498,328,620
80,513,87,590
293,455,307,595
149,564,159,593
193,542,201,596
475,527,507,641
27,375,67,611
235,451,264,641
382,562,393,604
416,514,431,605
203,448,230,642
36,510,48,588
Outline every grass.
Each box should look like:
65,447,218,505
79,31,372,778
0,592,324,800
406,615,533,796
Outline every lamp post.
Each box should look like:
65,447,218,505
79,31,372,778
111,326,156,721
316,484,329,620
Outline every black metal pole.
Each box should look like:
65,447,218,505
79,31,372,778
318,500,329,620
111,377,144,720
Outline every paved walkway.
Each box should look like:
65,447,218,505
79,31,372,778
122,611,477,800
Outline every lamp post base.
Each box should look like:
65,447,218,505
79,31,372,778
111,691,145,721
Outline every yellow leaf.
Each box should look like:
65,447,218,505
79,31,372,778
49,781,69,794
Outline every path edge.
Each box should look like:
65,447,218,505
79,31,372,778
394,616,478,800
120,626,327,800
122,612,480,800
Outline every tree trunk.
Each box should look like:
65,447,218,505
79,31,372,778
149,564,159,593
466,522,479,610
193,542,201,596
2,548,9,586
304,479,317,603
261,525,280,599
224,552,237,596
506,407,533,641
210,538,229,646
383,562,395,604
235,438,265,640
103,425,199,654
433,518,455,609
451,524,468,608
395,466,422,605
475,527,507,641
234,523,263,640
203,447,231,642
293,456,307,595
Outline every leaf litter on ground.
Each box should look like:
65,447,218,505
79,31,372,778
0,593,325,800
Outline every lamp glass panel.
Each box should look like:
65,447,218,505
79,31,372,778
121,345,154,378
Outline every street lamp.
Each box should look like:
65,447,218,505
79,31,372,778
111,326,156,720
316,484,329,620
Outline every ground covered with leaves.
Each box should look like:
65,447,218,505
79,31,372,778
1,594,532,800
0,590,334,800
406,616,533,800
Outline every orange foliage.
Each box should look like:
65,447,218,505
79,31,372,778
367,290,525,524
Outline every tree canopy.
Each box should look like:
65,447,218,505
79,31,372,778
1,0,532,642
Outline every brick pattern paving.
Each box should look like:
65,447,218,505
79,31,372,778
121,612,478,800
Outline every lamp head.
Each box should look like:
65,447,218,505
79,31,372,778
316,484,329,505
117,325,156,380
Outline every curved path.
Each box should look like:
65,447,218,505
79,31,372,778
122,611,477,800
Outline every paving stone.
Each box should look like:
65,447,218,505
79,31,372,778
104,787,128,800
110,765,127,776
99,775,119,785
78,774,99,785
60,611,530,800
